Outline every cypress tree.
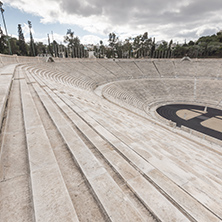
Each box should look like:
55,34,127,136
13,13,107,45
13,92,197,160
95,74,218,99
18,24,27,55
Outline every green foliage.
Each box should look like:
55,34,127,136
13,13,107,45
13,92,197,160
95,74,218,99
188,40,195,46
35,42,47,55
28,21,35,56
1,25,222,59
173,31,222,58
98,40,106,58
108,32,119,58
64,30,83,58
0,34,8,54
18,24,27,55
158,41,168,51
108,32,118,48
10,37,19,54
122,39,132,58
132,32,152,58
104,30,222,59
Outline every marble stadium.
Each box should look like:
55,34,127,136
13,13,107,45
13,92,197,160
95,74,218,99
0,54,222,221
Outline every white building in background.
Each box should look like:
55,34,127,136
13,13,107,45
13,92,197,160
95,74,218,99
88,51,96,59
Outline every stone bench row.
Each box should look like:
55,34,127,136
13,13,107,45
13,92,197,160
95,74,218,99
26,66,221,222
26,69,191,221
74,83,222,220
25,59,222,95
102,83,145,112
18,66,80,222
1,55,222,80
61,59,222,80
24,68,147,222
0,54,44,65
27,66,97,91
100,78,222,114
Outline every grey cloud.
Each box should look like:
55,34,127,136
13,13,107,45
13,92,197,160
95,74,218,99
176,31,199,39
180,0,222,17
60,0,102,16
198,28,219,36
59,0,222,40
175,27,219,42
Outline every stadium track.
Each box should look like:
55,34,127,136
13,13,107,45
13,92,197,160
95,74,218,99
157,104,222,140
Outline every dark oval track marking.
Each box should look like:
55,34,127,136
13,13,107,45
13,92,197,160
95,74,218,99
157,104,222,141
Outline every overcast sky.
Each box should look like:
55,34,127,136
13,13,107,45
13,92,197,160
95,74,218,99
2,0,222,45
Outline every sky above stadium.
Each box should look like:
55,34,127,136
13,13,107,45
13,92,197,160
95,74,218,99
1,0,222,45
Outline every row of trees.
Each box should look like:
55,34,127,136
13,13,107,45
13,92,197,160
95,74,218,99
0,24,88,58
0,23,47,56
1,23,222,58
96,31,222,59
100,32,156,58
173,33,222,58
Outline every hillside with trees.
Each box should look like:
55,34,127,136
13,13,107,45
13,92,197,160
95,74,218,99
173,31,222,58
101,31,222,59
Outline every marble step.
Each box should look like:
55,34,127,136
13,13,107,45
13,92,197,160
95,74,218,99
20,74,79,222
